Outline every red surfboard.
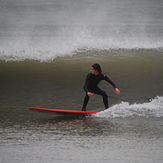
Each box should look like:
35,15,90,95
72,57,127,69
29,107,100,115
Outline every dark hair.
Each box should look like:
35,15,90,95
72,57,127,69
92,63,102,73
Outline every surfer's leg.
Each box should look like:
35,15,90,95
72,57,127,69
82,94,89,111
93,88,109,109
103,94,109,109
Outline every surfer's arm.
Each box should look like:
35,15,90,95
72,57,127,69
104,75,117,88
83,74,94,97
83,73,92,93
104,75,121,94
84,83,93,97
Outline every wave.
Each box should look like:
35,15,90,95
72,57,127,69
1,24,163,62
1,0,163,62
0,46,163,62
93,96,163,118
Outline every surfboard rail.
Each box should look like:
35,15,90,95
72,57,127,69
28,107,100,115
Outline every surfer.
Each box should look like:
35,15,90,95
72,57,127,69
82,63,121,111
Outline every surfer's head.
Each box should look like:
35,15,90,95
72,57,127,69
92,63,102,73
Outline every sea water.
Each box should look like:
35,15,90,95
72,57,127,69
0,0,163,163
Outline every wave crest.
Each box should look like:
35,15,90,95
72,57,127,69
94,96,163,118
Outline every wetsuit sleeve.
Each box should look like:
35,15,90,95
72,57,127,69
103,75,117,88
83,73,91,93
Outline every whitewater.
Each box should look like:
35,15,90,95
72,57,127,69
0,0,163,62
94,96,163,118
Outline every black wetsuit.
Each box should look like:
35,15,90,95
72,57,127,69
82,73,117,111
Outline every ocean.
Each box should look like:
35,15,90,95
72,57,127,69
0,0,163,163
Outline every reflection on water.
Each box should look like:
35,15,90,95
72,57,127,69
1,107,163,163
2,113,163,140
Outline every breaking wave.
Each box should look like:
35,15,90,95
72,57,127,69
94,96,163,118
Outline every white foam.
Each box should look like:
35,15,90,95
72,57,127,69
1,0,163,62
94,96,163,118
1,36,162,62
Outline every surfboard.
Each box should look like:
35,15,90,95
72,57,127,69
29,107,100,115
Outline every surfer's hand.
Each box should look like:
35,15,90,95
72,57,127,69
115,88,121,95
87,92,93,97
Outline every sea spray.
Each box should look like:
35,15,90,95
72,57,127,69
0,0,163,62
94,96,163,118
